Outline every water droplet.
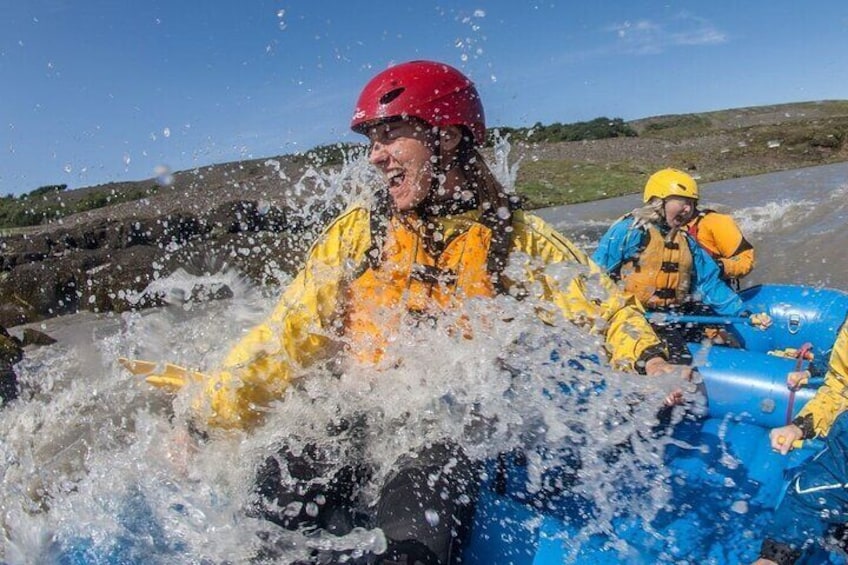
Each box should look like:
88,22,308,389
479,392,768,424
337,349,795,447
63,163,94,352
154,165,173,187
731,500,748,514
759,398,775,414
424,509,440,527
163,127,171,138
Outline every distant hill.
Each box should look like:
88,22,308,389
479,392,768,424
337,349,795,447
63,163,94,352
3,100,847,231
508,100,848,208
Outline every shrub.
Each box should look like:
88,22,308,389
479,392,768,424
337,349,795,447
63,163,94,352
486,117,636,146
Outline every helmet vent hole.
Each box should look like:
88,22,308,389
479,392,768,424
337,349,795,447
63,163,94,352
379,88,405,105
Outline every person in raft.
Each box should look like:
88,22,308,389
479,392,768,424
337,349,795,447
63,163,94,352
591,168,771,363
123,60,692,564
679,169,755,290
752,316,848,565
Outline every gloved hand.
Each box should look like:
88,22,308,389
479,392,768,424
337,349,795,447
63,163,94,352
644,357,693,380
749,312,773,330
769,424,805,455
644,357,694,406
118,357,206,392
786,370,810,390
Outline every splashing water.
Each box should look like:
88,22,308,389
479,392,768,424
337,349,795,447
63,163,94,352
0,143,686,563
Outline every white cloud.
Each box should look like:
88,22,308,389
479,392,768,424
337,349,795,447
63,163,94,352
606,13,728,55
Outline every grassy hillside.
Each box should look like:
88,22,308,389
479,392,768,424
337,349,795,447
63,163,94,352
512,100,848,208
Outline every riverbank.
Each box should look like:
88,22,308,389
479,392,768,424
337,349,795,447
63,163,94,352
1,100,847,328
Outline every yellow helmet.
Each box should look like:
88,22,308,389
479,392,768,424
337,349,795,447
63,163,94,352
643,168,699,202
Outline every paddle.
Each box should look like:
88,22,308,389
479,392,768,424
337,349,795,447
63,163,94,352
646,313,753,326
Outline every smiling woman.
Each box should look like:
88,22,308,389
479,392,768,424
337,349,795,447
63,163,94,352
362,120,436,212
120,59,688,564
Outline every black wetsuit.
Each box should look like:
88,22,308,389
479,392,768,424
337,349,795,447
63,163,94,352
251,426,479,565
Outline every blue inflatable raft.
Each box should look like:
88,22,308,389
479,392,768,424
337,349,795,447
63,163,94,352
53,284,848,564
464,284,848,564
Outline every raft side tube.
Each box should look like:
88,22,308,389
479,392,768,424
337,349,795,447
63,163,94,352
732,284,848,371
690,344,818,428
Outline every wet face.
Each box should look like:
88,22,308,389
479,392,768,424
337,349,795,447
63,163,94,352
663,196,696,228
366,120,436,212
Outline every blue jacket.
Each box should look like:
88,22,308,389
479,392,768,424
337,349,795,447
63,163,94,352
592,216,743,316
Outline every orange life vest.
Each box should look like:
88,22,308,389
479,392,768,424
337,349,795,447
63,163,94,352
687,209,754,288
345,216,497,364
620,224,693,309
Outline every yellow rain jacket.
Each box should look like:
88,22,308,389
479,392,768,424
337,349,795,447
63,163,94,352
795,319,848,437
686,210,754,281
196,206,665,430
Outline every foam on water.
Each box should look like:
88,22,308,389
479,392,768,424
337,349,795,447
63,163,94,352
1,145,696,563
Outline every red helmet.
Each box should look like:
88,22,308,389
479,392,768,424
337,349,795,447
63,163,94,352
350,60,486,145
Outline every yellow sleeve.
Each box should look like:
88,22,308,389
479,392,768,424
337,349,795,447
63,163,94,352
797,319,848,437
510,212,666,372
195,207,372,430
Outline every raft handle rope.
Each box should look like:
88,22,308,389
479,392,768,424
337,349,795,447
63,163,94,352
785,342,814,425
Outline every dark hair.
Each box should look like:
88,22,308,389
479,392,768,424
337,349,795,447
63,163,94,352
458,139,519,291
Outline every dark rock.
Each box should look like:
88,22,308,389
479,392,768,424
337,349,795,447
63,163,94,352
0,325,22,404
203,200,288,234
0,367,17,404
0,326,23,365
21,328,57,347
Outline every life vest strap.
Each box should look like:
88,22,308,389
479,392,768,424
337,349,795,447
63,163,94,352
410,263,458,286
660,261,680,273
654,288,677,299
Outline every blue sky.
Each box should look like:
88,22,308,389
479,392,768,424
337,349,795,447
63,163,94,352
3,1,847,196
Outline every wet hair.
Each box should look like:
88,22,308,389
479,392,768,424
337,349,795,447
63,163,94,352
455,134,520,291
630,197,665,229
630,197,683,242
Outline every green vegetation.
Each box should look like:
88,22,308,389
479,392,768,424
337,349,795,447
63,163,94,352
0,184,158,229
490,117,636,145
639,114,713,139
516,162,650,208
303,142,366,167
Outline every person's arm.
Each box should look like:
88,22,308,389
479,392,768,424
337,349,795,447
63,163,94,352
195,207,372,431
591,217,642,276
514,212,668,373
688,238,744,316
700,213,755,279
791,318,848,439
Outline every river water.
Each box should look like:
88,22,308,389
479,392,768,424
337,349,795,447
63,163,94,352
2,159,847,563
538,161,848,291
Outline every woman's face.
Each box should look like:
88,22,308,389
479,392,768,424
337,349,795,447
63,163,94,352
663,196,696,228
366,120,435,212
